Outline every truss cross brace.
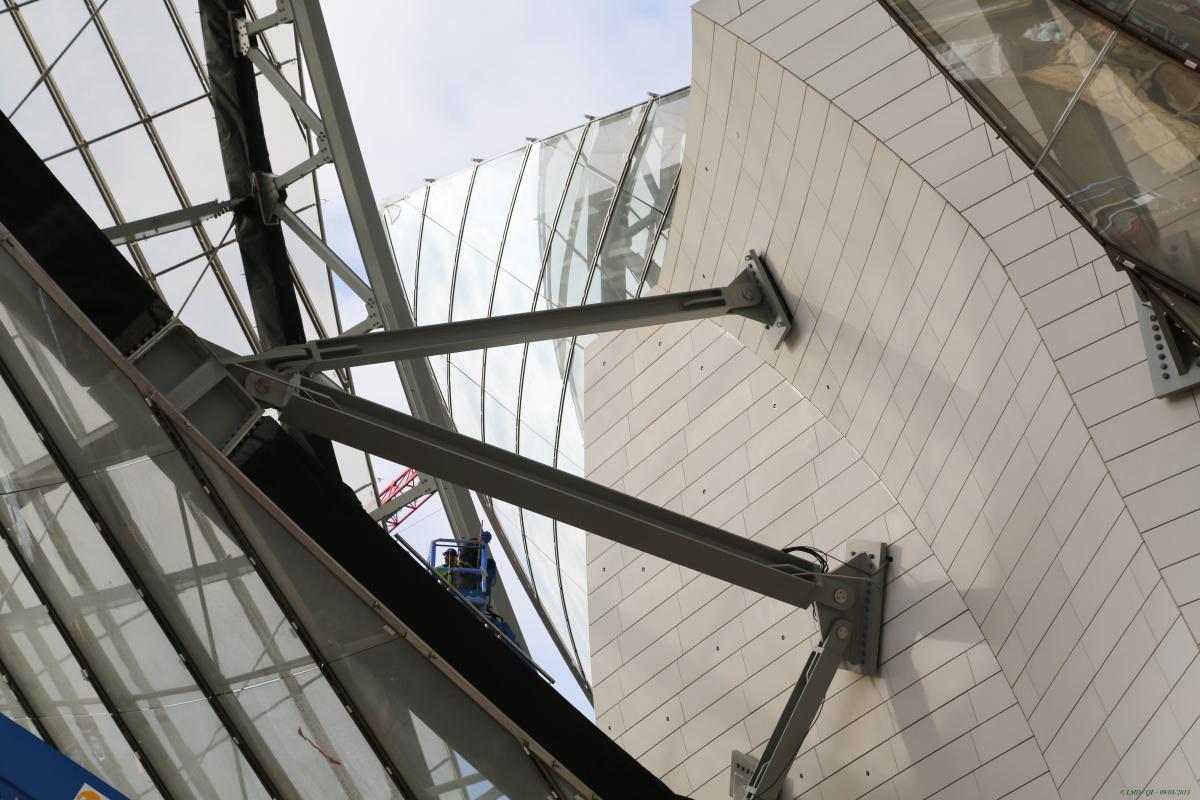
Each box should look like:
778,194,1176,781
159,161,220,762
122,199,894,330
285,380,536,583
228,253,794,375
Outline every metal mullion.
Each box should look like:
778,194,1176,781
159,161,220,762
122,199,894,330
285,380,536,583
3,1,161,293
444,162,482,416
635,175,679,296
511,121,591,684
83,0,262,353
577,99,655,305
0,348,289,798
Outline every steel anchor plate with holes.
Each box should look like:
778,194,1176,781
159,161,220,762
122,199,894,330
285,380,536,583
1136,297,1200,397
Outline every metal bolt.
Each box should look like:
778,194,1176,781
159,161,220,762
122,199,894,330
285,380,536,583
835,625,850,640
741,287,756,301
253,377,271,394
833,587,849,604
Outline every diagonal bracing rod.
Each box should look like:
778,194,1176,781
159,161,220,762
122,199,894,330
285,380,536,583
227,260,793,375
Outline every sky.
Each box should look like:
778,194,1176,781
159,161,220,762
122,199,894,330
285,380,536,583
319,0,697,713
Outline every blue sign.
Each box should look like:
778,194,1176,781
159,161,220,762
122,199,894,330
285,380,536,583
0,714,127,800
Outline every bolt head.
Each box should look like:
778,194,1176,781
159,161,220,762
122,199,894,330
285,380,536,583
833,587,849,604
253,377,271,394
835,625,850,640
741,287,756,301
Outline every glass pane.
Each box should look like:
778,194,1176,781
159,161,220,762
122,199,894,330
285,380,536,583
587,190,662,304
1040,35,1200,291
450,247,494,323
484,343,523,449
425,169,472,234
577,104,646,186
498,129,582,294
519,339,566,456
895,0,1112,156
386,191,425,302
415,222,457,326
0,544,160,798
461,149,525,262
624,89,690,212
82,453,314,691
544,164,615,308
556,345,586,477
449,362,482,441
0,261,173,482
190,448,555,799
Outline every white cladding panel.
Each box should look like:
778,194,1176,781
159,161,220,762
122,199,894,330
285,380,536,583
585,2,1200,797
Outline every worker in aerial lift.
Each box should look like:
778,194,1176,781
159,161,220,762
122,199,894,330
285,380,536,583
435,547,461,586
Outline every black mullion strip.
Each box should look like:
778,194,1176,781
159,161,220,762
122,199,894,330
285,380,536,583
150,410,419,800
0,358,287,798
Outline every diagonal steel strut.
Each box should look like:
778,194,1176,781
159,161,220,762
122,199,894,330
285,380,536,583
226,256,794,375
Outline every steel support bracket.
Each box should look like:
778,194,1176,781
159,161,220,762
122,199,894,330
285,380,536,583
740,250,794,350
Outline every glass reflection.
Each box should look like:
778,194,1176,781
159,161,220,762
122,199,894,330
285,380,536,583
897,0,1111,155
1040,35,1200,292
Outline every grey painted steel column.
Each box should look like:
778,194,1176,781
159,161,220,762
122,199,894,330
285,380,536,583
287,0,479,531
285,0,530,654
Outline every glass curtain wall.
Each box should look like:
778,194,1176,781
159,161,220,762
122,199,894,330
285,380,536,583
382,88,689,686
882,0,1200,339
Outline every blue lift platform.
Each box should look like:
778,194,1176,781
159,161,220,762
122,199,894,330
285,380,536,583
428,531,519,646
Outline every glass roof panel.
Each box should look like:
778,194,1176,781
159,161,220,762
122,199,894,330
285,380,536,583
884,0,1200,339
897,0,1112,156
1126,0,1200,62
624,89,690,212
1039,34,1200,291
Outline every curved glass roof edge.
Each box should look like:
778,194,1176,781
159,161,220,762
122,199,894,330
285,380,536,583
876,0,1200,350
381,86,691,690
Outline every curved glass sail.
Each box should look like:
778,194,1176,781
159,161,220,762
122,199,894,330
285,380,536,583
382,89,689,687
883,0,1200,344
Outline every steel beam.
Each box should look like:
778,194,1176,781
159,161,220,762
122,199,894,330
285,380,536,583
239,370,850,613
736,625,849,800
102,199,232,246
228,264,790,374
